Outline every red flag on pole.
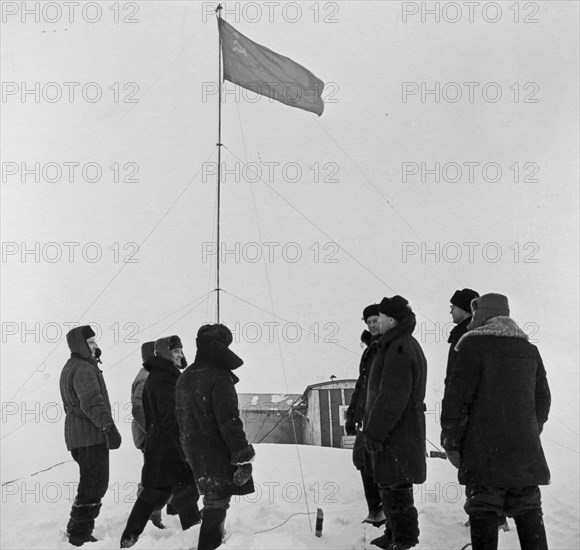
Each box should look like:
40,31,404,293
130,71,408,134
218,18,325,116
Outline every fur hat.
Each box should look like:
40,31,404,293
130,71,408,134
378,295,413,322
362,304,379,322
197,324,233,347
450,288,480,313
141,341,155,363
469,293,510,329
154,335,183,361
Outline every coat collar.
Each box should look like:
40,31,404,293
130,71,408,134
448,316,471,344
143,355,181,378
378,314,417,350
456,316,529,351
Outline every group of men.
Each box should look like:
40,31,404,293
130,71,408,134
59,323,254,550
345,290,551,550
59,289,551,550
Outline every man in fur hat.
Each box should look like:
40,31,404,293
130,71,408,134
60,325,122,547
364,296,427,550
176,324,255,550
120,336,200,548
345,304,385,527
446,288,479,385
441,293,551,550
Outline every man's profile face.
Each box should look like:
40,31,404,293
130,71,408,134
171,348,185,368
86,337,98,358
366,315,380,336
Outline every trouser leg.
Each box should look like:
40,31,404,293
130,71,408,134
120,486,170,546
379,482,419,548
67,444,109,542
198,494,231,550
170,482,202,530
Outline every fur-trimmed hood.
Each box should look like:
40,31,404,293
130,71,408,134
456,316,528,352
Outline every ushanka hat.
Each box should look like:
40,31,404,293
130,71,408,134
378,295,414,322
362,304,379,322
450,288,480,313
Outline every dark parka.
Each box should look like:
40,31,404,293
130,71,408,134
445,316,471,385
141,355,194,488
175,338,254,497
60,327,114,450
346,330,381,427
364,315,427,485
441,316,551,487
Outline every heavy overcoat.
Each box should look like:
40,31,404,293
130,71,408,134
364,315,427,486
175,338,254,497
441,316,551,487
141,356,194,488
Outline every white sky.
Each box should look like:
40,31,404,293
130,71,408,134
1,1,578,446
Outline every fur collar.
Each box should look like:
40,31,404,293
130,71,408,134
377,314,417,350
456,316,528,351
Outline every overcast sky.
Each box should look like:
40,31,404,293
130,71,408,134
1,1,578,432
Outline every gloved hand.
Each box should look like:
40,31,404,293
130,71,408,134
103,423,122,450
345,417,357,436
364,434,384,453
233,463,252,486
446,450,461,469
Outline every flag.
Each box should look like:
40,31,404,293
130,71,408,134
218,18,325,116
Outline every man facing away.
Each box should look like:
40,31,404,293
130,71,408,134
345,303,386,527
441,293,551,550
176,324,255,550
364,296,427,550
60,325,122,547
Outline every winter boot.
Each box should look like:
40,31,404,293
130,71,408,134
120,497,156,548
149,507,166,529
514,510,548,550
66,501,101,547
197,508,227,550
67,534,99,547
469,512,499,550
370,524,393,549
381,485,419,549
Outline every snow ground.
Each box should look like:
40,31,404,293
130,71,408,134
2,437,578,550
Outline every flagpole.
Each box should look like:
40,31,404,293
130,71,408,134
216,4,223,323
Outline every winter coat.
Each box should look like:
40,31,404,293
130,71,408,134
60,327,114,451
131,367,148,450
364,315,427,485
441,316,551,487
445,317,471,385
346,331,381,426
141,356,194,488
175,338,254,497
